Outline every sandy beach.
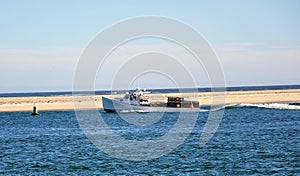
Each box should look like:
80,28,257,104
0,89,299,112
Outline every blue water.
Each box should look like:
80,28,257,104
1,107,299,175
1,84,300,97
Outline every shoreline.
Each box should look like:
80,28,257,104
0,89,299,112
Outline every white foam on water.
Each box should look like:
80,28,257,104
240,103,300,110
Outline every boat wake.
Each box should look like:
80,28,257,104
201,102,300,111
239,103,300,110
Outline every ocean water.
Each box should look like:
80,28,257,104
1,84,300,97
0,104,299,175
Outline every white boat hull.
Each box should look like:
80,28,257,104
102,96,199,113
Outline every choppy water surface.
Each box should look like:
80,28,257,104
0,106,299,175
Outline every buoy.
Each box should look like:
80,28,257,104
189,103,194,109
176,104,180,108
31,106,39,116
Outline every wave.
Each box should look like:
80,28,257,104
199,103,300,111
239,103,300,110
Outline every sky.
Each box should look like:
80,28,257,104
0,0,299,92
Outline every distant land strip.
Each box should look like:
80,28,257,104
0,89,299,112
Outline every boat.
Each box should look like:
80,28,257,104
102,88,200,113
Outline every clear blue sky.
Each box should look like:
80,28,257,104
0,0,300,92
